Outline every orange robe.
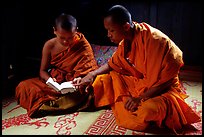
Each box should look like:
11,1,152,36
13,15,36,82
16,32,98,118
93,22,201,132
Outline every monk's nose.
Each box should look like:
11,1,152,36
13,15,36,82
107,33,112,38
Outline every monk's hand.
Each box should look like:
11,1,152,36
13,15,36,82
72,77,82,90
74,72,95,87
124,96,142,112
85,84,94,93
52,77,57,82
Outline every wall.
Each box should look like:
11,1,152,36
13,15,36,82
1,0,203,97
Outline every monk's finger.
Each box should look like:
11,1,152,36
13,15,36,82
75,80,80,88
85,86,89,93
73,80,83,86
128,98,137,111
52,78,57,82
75,85,79,90
124,98,130,109
130,102,137,112
78,80,90,86
124,99,131,110
130,106,137,112
72,77,81,84
128,101,133,111
73,82,82,86
85,85,92,93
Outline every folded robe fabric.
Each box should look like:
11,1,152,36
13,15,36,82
16,32,98,118
92,22,201,132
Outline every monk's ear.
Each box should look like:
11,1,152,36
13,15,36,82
123,22,131,31
53,27,57,34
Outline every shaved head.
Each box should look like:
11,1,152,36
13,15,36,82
105,5,133,26
55,13,77,31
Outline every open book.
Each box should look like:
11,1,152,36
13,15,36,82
46,77,76,94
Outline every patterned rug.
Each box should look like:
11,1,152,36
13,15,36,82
2,80,202,135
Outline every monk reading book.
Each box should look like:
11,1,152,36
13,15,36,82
73,5,201,134
15,13,98,118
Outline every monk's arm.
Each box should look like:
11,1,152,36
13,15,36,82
75,63,112,86
39,42,52,82
125,78,174,112
90,63,112,77
139,78,174,101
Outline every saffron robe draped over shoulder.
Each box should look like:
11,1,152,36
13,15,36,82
16,32,98,118
92,22,201,131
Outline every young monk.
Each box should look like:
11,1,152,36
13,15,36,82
73,5,201,134
15,13,98,118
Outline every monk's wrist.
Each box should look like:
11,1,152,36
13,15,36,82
138,96,149,103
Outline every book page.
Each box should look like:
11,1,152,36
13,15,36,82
60,81,76,94
46,77,61,91
46,78,76,94
60,81,75,89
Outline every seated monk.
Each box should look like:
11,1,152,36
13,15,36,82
15,13,98,118
73,5,201,134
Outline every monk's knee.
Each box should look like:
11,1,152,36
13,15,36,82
137,98,166,122
16,81,25,92
116,117,149,131
15,80,29,99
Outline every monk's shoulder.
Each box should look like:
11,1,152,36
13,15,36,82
76,32,92,48
43,38,56,50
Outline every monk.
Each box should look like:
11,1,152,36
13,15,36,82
73,5,201,134
15,13,98,118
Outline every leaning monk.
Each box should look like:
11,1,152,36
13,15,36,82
15,13,98,118
73,5,201,134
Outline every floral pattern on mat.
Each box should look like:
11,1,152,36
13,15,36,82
83,81,202,135
2,81,202,135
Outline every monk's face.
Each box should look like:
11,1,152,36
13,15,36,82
54,26,77,46
104,16,125,44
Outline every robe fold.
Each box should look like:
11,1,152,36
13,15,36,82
92,22,201,132
16,32,98,118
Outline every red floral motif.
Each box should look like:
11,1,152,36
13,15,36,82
2,114,49,130
183,122,202,135
191,99,202,117
27,117,49,129
2,80,202,135
54,112,79,135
